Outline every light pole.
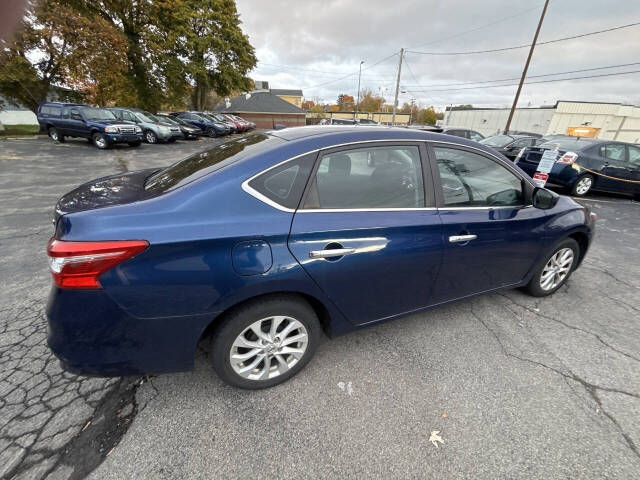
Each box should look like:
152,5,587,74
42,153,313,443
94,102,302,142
356,60,364,121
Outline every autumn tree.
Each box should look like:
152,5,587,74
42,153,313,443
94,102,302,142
336,93,354,111
0,0,130,113
301,99,315,110
357,89,384,112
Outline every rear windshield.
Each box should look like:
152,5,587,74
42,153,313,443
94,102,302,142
81,107,116,120
145,134,272,193
539,139,594,151
479,135,514,147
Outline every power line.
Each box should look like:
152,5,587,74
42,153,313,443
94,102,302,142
406,21,640,56
255,62,395,78
403,68,640,93
400,62,640,88
304,52,398,90
410,3,546,49
402,58,441,105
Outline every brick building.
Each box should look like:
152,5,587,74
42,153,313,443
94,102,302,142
215,91,306,129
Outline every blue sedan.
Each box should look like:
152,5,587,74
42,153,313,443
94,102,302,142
46,127,596,388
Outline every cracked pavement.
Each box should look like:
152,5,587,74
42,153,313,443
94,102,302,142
1,136,639,479
0,136,230,479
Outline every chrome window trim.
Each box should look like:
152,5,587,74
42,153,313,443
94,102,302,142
241,138,533,213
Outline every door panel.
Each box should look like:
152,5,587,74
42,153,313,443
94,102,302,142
289,211,442,325
429,143,548,302
432,207,549,302
288,143,443,326
597,143,632,193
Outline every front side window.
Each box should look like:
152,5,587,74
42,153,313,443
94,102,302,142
81,107,115,120
600,144,626,162
434,147,523,207
69,108,83,120
303,145,424,209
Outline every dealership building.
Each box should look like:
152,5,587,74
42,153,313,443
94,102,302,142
444,101,640,142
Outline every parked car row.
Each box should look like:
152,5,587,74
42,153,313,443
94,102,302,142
36,102,255,149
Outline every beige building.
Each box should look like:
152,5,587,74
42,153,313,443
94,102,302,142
270,89,303,108
444,101,640,142
311,111,412,125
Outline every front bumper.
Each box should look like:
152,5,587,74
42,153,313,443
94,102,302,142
104,133,143,144
46,287,213,376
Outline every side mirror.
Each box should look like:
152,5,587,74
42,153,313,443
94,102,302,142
532,187,559,209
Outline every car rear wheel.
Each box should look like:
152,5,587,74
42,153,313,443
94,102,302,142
206,127,217,138
49,127,64,143
144,130,158,144
92,132,109,149
210,295,321,389
524,238,579,297
572,174,593,196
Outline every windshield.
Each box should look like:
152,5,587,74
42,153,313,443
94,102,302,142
479,135,514,147
539,139,593,151
81,107,116,120
136,111,158,123
157,115,178,125
145,134,272,193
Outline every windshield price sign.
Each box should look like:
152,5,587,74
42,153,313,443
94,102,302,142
537,149,558,173
533,172,549,187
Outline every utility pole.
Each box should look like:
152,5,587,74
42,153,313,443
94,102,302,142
355,60,364,121
392,48,404,125
504,0,550,134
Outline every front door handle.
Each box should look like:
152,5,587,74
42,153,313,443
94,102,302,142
309,248,356,259
449,234,477,243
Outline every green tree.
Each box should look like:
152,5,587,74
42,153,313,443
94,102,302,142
357,89,384,112
0,0,129,112
416,106,438,125
156,0,256,110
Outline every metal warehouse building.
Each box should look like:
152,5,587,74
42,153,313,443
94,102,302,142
445,101,640,142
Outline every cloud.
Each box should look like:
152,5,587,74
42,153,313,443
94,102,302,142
236,0,640,107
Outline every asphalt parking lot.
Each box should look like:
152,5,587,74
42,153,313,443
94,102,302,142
1,135,639,479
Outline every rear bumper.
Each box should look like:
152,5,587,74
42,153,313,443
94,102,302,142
517,161,580,188
46,287,214,376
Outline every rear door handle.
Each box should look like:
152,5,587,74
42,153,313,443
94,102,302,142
309,248,356,259
449,234,477,243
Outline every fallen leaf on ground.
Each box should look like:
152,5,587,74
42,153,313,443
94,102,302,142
429,430,444,448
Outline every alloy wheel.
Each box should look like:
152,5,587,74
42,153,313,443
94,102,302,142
93,134,107,149
540,247,574,291
575,177,592,195
145,131,157,143
229,316,308,381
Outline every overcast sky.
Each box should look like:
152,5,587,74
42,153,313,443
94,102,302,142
235,0,640,111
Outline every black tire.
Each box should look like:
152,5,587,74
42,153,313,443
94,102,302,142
167,138,176,143
210,295,321,389
92,132,109,149
144,130,158,144
128,141,141,147
49,127,64,143
571,174,594,197
206,127,217,138
524,238,580,297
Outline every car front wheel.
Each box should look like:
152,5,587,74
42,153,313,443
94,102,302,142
92,132,109,149
210,295,321,389
524,238,579,297
206,127,217,138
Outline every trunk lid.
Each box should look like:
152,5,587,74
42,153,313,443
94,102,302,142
54,168,160,222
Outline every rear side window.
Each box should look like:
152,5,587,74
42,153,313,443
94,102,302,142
600,144,626,161
248,153,316,209
40,105,61,116
303,145,424,209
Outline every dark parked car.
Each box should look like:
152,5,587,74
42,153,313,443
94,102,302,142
37,102,142,149
480,134,545,160
516,138,640,198
156,114,202,139
171,112,229,137
47,126,595,389
408,125,485,142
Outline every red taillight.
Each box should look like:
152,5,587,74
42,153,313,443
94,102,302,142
47,238,149,289
556,151,578,165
